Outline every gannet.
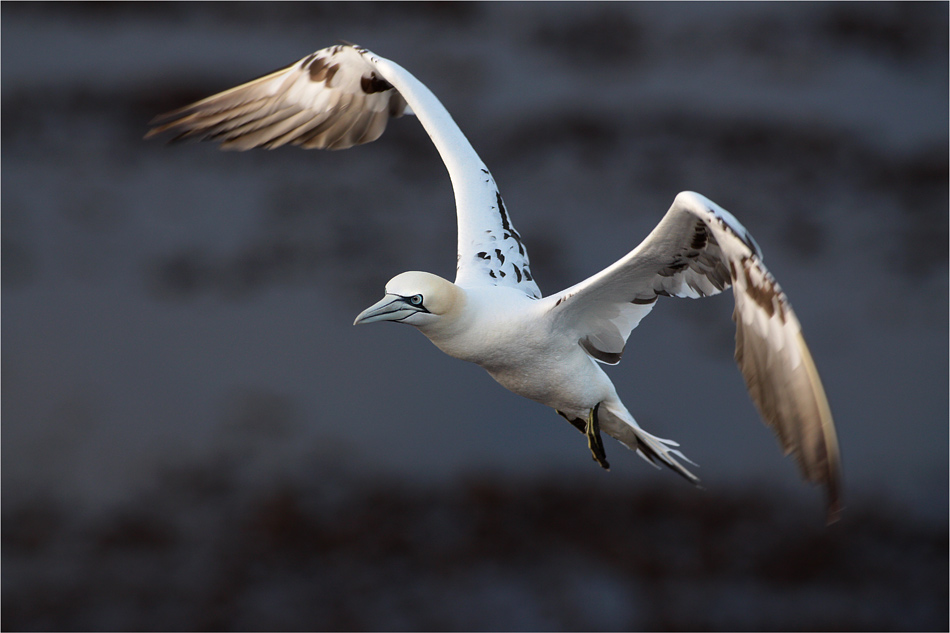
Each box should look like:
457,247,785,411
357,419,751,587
147,44,842,522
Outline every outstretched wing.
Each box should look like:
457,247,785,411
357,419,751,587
146,44,408,151
544,191,841,521
146,44,541,298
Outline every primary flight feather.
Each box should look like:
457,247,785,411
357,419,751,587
147,44,842,522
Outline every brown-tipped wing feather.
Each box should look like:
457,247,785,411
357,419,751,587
145,45,407,151
546,191,841,521
732,278,842,523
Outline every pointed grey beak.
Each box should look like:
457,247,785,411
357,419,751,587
353,294,422,325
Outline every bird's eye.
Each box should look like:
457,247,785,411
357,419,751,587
409,294,423,306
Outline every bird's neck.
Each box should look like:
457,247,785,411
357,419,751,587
413,286,482,362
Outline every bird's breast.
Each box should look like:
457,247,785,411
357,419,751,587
418,289,615,411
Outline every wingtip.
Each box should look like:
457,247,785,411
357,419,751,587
144,111,190,141
793,331,843,526
823,462,843,525
143,125,166,141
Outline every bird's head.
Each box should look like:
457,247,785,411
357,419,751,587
353,271,464,329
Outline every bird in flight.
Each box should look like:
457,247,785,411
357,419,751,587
147,44,841,522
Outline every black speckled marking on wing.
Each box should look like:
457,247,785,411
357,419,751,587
360,71,393,94
691,221,707,246
495,191,525,256
654,220,731,297
738,255,788,322
308,57,340,84
462,186,539,296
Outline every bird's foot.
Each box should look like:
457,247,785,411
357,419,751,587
586,404,610,471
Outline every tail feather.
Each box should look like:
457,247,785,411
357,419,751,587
599,402,700,485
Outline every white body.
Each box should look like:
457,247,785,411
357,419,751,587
425,286,615,417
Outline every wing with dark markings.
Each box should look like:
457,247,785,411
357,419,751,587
146,45,407,151
543,191,841,521
147,44,541,298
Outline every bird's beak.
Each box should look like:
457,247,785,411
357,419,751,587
353,294,422,325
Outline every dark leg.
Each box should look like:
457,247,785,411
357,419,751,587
585,403,610,471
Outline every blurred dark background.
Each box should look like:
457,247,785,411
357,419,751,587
3,2,947,630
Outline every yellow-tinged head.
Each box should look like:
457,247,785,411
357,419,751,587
353,271,464,328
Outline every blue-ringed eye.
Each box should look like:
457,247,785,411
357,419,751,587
409,294,423,306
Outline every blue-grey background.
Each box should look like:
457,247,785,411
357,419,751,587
3,2,947,630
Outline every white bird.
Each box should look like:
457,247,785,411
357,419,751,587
147,44,842,522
